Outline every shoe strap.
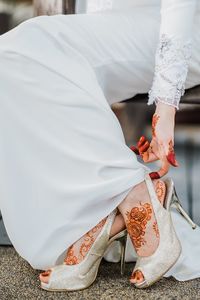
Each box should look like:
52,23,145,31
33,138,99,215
145,173,162,211
90,209,117,257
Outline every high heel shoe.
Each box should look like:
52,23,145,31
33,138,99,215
40,209,127,292
164,178,197,229
109,229,127,276
132,174,182,289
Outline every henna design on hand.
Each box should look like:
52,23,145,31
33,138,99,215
130,145,140,155
166,140,179,167
130,136,150,157
152,114,160,138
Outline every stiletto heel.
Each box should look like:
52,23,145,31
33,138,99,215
40,210,127,292
108,229,127,275
172,200,197,229
117,232,127,275
164,178,197,230
119,234,127,276
132,174,181,289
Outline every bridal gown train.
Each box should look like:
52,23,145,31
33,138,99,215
0,0,200,282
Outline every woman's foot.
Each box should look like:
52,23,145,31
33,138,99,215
39,212,126,284
118,179,166,285
40,179,166,285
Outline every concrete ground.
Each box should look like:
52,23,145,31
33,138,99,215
1,246,200,300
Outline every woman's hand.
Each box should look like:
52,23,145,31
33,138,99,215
131,102,179,179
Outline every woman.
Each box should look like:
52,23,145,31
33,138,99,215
0,0,199,290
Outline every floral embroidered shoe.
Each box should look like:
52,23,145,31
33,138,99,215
131,174,182,289
40,209,127,292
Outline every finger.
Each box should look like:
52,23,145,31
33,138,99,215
137,136,148,148
130,145,140,155
142,150,158,163
130,136,150,156
142,139,159,163
139,141,150,154
166,140,179,167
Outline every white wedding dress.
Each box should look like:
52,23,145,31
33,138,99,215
0,0,200,282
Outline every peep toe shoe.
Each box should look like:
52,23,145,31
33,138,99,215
133,174,182,289
41,209,127,292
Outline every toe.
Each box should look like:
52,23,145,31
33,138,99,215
130,270,145,285
136,271,145,284
130,272,137,284
39,270,51,284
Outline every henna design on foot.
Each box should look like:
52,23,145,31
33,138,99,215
64,218,107,265
152,114,160,138
153,221,159,238
64,246,79,265
125,203,152,251
40,218,107,283
155,180,165,202
152,180,166,238
130,180,166,283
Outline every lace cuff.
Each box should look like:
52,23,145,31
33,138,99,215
148,34,192,110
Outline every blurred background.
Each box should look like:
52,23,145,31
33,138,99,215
0,0,112,35
0,0,200,245
0,0,33,34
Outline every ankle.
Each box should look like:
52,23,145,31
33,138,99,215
123,179,165,204
118,178,166,258
153,179,166,205
64,217,107,265
109,214,126,238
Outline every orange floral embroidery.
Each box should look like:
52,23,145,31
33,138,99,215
152,114,160,138
126,203,152,251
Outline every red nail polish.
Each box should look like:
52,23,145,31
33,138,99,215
130,145,140,155
41,270,51,276
149,172,160,180
139,136,146,142
138,136,146,147
130,272,136,280
167,153,179,167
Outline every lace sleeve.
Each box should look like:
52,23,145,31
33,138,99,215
148,34,192,110
148,0,196,110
